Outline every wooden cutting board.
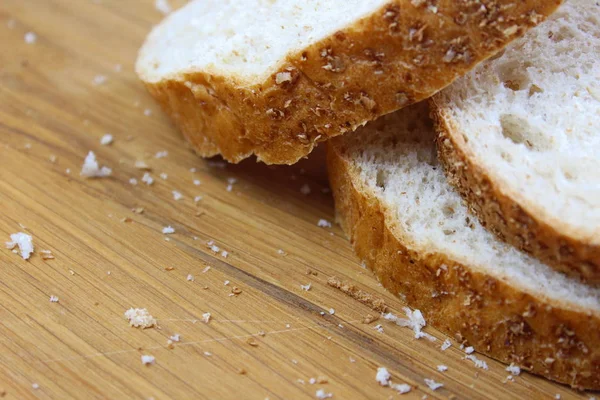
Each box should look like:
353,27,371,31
0,1,591,399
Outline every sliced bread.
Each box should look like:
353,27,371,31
327,102,600,389
136,0,563,165
432,0,600,283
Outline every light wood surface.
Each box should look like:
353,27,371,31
0,1,593,399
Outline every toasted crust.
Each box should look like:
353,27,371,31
139,0,563,165
326,139,600,390
431,101,600,285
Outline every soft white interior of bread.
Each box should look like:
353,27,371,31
337,103,600,313
435,0,600,242
137,0,387,83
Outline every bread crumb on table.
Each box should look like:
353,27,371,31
162,226,175,234
376,367,391,386
155,150,168,159
315,389,333,399
437,365,448,372
506,363,521,376
124,308,156,329
141,355,155,365
49,295,59,303
24,32,37,44
100,134,113,145
317,219,331,228
5,232,34,260
172,190,183,201
441,339,452,351
202,312,211,323
80,151,111,178
326,276,387,312
424,378,443,391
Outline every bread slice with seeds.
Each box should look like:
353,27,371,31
327,102,600,389
136,0,562,165
432,0,600,283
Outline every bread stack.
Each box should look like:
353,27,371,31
136,0,599,389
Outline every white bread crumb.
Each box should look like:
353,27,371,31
80,151,111,178
186,274,194,281
374,324,384,333
172,190,183,200
506,363,521,376
202,312,211,323
142,172,154,185
155,150,168,158
384,307,435,341
49,295,59,303
31,383,39,390
465,354,489,370
194,195,203,202
465,346,474,354
424,378,443,391
134,160,151,170
441,339,452,351
160,173,168,180
315,389,333,399
124,308,156,329
5,232,34,260
193,179,201,186
202,266,211,273
300,283,311,291
317,219,332,228
328,308,335,315
437,365,448,372
100,134,113,146
155,0,171,14
141,355,155,365
24,32,37,44
391,383,411,394
376,367,391,386
162,226,175,234
169,333,181,342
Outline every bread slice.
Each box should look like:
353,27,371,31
136,0,563,165
432,0,600,283
327,102,600,389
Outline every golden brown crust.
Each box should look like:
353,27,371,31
140,0,563,165
430,101,600,285
326,138,600,390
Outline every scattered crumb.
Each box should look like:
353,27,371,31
300,184,311,195
315,389,332,399
221,250,228,258
193,179,201,186
376,367,391,386
80,151,111,178
202,266,211,273
40,249,54,260
24,32,37,44
326,277,387,312
317,219,332,228
237,368,247,375
465,346,474,354
155,150,168,159
194,195,203,203
129,178,138,185
203,351,212,356
169,334,181,342
166,339,175,349
49,154,57,163
31,383,39,390
160,173,168,180
5,232,34,260
65,168,71,174
374,324,384,334
306,268,317,276
384,307,436,341
300,283,311,291
506,363,521,376
134,160,151,170
172,190,183,201
277,249,286,255
231,286,242,295
124,308,156,329
441,339,452,351
391,383,411,394
100,134,113,145
141,355,155,365
165,266,175,271
224,280,230,286
329,308,335,315
437,365,448,372
186,274,194,282
92,75,107,85
162,226,175,234
226,177,237,192
349,357,356,363
555,395,561,400
133,207,144,214
424,378,443,391
49,295,59,303
246,338,258,347
202,312,211,323
465,354,488,370
155,0,171,14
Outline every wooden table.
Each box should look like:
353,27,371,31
0,1,592,399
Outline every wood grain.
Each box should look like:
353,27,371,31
0,1,592,399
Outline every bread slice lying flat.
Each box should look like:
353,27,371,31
136,0,563,165
327,103,600,389
432,0,600,283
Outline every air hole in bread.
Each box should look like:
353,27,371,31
376,169,387,189
499,114,550,151
498,62,531,91
442,203,456,218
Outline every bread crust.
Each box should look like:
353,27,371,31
431,101,600,285
326,139,600,390
139,0,563,165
